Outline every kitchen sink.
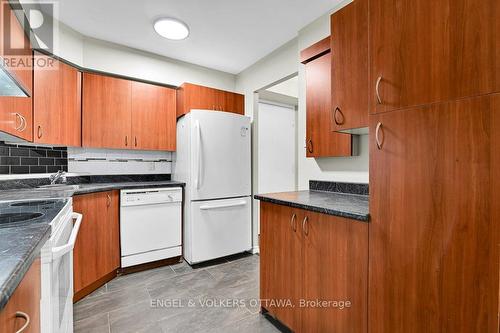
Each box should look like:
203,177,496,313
0,212,44,225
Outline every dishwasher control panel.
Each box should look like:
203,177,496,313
120,187,182,207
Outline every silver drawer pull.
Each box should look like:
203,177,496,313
375,122,384,150
290,213,297,232
302,216,309,236
15,311,30,333
375,76,383,104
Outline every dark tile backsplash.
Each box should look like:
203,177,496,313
0,142,68,174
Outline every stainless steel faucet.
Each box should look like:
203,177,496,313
49,170,67,185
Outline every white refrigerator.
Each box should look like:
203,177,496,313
173,110,252,264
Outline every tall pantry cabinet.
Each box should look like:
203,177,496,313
367,0,500,332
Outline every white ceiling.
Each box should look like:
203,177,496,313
42,0,339,74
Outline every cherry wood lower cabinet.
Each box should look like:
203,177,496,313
260,201,368,332
301,38,353,157
73,191,120,301
34,52,82,146
0,259,41,333
369,94,500,333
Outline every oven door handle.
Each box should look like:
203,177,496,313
52,213,83,260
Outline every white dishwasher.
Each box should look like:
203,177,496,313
120,187,182,268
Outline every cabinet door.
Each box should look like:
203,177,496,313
176,83,216,117
73,191,120,301
370,0,500,114
82,73,132,149
0,259,40,333
221,91,244,115
0,3,32,94
369,95,500,332
0,4,33,141
34,52,81,146
131,81,176,150
304,50,352,157
259,202,302,331
330,0,368,131
302,210,368,333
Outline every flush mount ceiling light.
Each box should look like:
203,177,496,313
154,18,190,40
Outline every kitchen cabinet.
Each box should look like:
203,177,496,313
260,201,368,332
82,73,132,149
131,81,176,150
0,3,33,141
260,203,302,331
369,0,500,114
176,83,244,118
368,94,500,332
0,259,40,333
34,52,82,146
73,191,120,302
83,73,177,150
300,37,353,157
330,0,368,132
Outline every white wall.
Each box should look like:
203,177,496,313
54,22,237,91
234,0,367,251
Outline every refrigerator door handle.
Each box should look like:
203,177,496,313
199,201,247,210
195,120,202,190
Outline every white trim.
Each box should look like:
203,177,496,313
251,245,260,254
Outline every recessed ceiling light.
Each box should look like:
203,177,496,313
154,18,190,40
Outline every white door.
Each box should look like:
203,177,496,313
190,110,251,201
257,102,297,194
190,196,252,263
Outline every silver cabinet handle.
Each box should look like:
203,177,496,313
302,216,309,236
333,106,343,126
375,122,384,150
37,125,42,138
20,115,27,132
15,311,30,333
107,194,111,207
375,76,383,104
307,139,313,153
290,213,297,232
14,113,23,130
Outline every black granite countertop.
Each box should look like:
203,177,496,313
254,180,369,222
0,175,185,310
73,180,185,195
0,198,69,310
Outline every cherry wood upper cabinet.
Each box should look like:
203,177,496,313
0,4,33,141
330,0,368,132
370,0,500,114
34,52,82,146
369,94,499,332
131,81,176,151
0,3,32,95
82,73,132,149
301,38,352,157
73,190,120,302
0,259,40,333
176,83,244,118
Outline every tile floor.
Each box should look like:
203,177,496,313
73,254,281,333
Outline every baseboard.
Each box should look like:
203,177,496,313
73,270,117,303
251,245,260,254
